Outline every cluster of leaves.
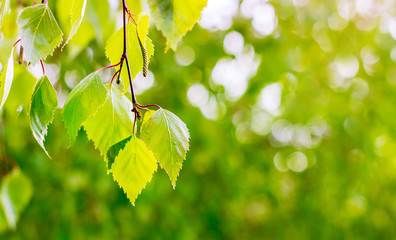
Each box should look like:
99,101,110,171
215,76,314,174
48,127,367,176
0,0,207,231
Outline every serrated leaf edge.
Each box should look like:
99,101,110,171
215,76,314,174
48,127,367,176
18,4,64,63
111,138,158,206
63,72,107,146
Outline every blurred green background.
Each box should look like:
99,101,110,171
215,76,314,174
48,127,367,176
1,0,396,239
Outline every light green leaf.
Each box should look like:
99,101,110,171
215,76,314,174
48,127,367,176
63,0,87,48
126,0,142,14
105,22,154,93
148,0,207,51
0,48,14,110
137,14,150,47
111,137,157,206
0,0,10,30
0,168,33,229
29,75,58,157
17,4,63,64
142,109,155,126
83,86,134,155
63,72,107,145
140,109,190,188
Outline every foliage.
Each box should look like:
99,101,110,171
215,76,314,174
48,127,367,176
0,0,198,234
1,0,396,239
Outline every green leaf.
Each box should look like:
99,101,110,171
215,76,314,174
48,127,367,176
17,4,63,64
0,168,33,229
62,0,87,48
140,109,190,188
29,75,58,157
148,0,207,51
105,21,154,93
106,136,132,171
83,86,134,155
0,48,14,110
137,14,149,47
0,0,10,30
63,72,107,145
111,137,157,206
142,109,155,126
126,0,142,14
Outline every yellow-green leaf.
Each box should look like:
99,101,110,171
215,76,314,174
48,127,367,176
142,109,155,126
148,0,207,51
105,22,154,93
83,86,134,155
137,14,149,47
59,0,87,48
111,137,157,206
140,109,190,188
29,75,58,157
0,0,10,31
0,48,14,110
17,4,63,64
63,72,107,145
126,0,142,14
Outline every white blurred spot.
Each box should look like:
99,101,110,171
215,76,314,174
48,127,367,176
240,0,267,18
223,31,244,55
252,4,278,37
287,152,308,172
389,17,396,40
134,71,154,95
335,54,359,78
355,0,374,16
201,96,222,120
379,13,392,34
199,0,239,31
175,45,195,66
187,84,223,120
361,46,379,65
337,0,355,21
187,83,209,107
258,83,282,116
107,0,119,9
211,46,261,101
272,119,293,143
291,126,312,149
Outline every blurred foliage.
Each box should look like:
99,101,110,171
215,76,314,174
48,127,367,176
0,0,396,239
